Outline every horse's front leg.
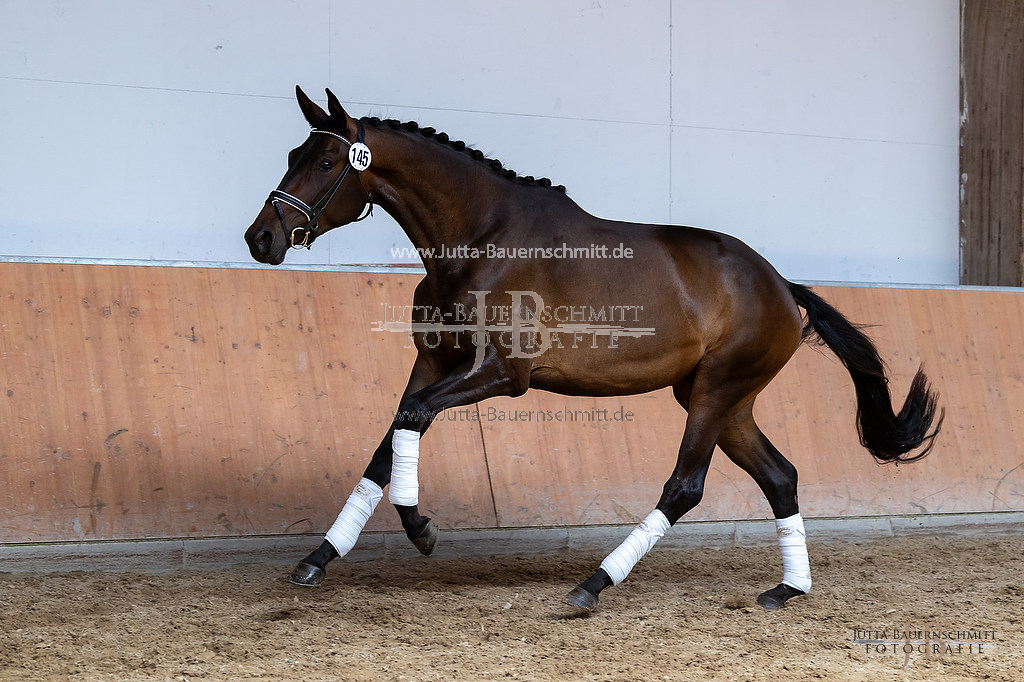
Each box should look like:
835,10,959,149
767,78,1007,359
378,424,440,556
287,356,444,587
288,348,524,587
287,424,403,586
384,348,526,553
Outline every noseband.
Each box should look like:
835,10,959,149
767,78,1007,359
268,120,374,249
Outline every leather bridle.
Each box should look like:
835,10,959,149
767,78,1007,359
267,120,373,249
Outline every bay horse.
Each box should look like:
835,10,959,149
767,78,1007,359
244,87,942,611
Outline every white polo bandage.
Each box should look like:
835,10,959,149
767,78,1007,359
599,509,671,585
776,513,812,593
325,478,383,557
388,428,421,506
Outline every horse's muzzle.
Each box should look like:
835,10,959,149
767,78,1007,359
246,226,286,265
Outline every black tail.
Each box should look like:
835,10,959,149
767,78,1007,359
788,282,943,463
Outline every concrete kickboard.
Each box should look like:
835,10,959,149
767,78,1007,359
2,512,1020,574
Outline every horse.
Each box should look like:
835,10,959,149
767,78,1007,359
244,87,942,611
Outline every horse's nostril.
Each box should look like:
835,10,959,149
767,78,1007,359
255,230,273,254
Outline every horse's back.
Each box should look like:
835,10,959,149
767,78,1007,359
506,210,804,395
583,216,801,332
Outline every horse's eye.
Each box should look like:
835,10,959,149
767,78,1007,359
319,160,333,172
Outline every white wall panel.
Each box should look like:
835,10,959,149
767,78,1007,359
1,79,309,263
672,0,959,144
671,127,958,283
668,0,959,284
0,0,960,284
338,1,671,123
0,0,330,95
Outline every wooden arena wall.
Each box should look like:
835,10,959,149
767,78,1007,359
1,262,1021,543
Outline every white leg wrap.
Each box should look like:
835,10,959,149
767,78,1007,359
325,478,383,557
599,510,671,586
776,513,812,593
388,428,421,506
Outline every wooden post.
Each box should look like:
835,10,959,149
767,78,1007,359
960,0,1024,286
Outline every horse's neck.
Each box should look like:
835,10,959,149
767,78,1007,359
366,132,508,259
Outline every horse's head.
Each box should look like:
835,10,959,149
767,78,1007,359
245,87,373,264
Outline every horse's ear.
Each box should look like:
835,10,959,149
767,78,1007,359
325,89,352,124
296,85,329,128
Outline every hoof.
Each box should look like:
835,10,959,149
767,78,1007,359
756,583,805,610
411,519,438,556
565,585,600,611
287,561,325,587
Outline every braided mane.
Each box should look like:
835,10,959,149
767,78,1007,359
361,117,567,194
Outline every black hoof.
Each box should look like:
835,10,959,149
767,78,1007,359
411,519,438,556
565,585,600,611
756,583,805,610
287,561,325,587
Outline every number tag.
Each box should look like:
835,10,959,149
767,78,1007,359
348,142,372,171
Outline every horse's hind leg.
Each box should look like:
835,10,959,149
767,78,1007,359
566,381,722,610
566,428,716,610
717,404,809,609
